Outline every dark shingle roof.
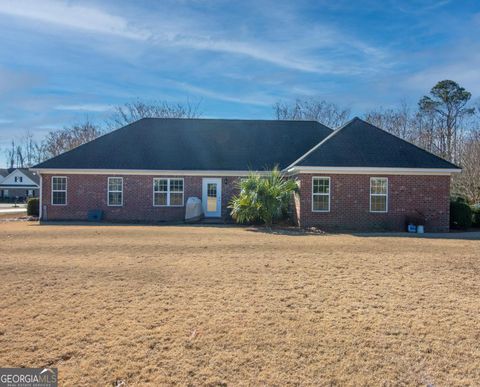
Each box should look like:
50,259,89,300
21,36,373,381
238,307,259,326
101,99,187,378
0,169,9,177
33,118,333,171
291,117,459,169
18,168,40,184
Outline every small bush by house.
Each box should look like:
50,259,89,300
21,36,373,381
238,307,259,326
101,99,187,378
27,198,39,217
471,207,480,228
450,198,472,229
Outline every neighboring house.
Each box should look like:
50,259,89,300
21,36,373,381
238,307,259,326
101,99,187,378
0,169,8,181
31,117,460,231
0,168,40,200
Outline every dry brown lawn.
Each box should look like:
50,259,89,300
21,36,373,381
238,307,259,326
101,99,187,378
0,222,479,386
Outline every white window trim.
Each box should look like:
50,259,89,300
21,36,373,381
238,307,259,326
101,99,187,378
107,177,123,207
370,177,388,213
312,176,331,213
153,178,184,207
51,176,67,206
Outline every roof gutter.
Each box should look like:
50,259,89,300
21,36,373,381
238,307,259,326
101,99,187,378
30,168,269,177
284,166,461,175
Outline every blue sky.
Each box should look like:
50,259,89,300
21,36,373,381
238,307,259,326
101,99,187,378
0,0,479,148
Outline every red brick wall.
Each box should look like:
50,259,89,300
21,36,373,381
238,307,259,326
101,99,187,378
40,174,240,222
40,173,451,231
294,173,451,232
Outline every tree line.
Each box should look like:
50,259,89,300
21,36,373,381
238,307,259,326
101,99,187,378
3,80,479,203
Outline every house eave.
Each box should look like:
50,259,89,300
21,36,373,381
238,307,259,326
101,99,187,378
0,185,39,189
31,168,268,177
284,166,462,175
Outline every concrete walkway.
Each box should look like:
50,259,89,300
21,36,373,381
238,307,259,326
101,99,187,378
0,208,27,214
0,204,27,214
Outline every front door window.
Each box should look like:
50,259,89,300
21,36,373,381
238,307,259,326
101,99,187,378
207,183,217,212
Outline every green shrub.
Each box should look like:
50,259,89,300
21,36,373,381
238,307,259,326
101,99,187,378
450,199,472,229
472,207,480,228
229,168,298,226
27,197,39,217
452,196,467,204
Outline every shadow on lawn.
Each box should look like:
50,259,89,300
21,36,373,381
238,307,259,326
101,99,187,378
352,230,480,240
36,221,480,240
248,226,480,240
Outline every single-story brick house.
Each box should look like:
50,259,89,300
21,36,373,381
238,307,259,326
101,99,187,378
32,117,460,231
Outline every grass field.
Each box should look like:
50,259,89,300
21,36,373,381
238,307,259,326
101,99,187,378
0,222,479,386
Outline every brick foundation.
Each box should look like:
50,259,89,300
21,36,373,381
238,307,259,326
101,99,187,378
293,173,451,232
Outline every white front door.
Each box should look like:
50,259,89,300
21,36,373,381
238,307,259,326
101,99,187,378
202,178,222,217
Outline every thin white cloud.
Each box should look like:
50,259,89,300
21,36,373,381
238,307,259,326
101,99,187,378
172,81,275,106
0,67,40,95
403,45,480,94
0,0,149,40
164,36,329,74
0,1,388,76
389,0,452,14
55,104,113,112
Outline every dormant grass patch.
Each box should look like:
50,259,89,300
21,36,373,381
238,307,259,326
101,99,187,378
0,222,479,385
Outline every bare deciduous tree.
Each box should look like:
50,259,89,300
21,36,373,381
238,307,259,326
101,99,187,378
274,99,350,128
453,131,480,203
41,121,104,159
6,140,16,169
364,101,417,142
108,99,202,130
3,132,43,168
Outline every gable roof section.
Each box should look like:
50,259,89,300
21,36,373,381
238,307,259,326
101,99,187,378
18,168,40,184
0,168,40,188
289,117,459,170
33,118,333,171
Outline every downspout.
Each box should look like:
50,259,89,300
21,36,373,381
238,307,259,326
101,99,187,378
39,174,42,221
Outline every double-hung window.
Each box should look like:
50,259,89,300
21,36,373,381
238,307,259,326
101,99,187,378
153,178,184,206
52,176,67,205
312,177,330,212
370,177,388,213
108,177,123,206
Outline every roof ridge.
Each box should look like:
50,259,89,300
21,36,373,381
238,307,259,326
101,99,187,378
333,116,359,130
284,119,354,170
141,117,324,123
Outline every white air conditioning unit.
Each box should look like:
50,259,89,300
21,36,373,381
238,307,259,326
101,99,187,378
185,197,203,222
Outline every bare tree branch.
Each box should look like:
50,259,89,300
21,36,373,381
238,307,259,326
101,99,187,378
274,99,350,128
107,99,203,130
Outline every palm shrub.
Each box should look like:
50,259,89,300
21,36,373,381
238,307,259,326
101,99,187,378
229,168,298,226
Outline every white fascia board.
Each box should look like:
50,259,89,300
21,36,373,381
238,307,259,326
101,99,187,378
0,185,39,189
285,166,461,175
31,169,266,176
